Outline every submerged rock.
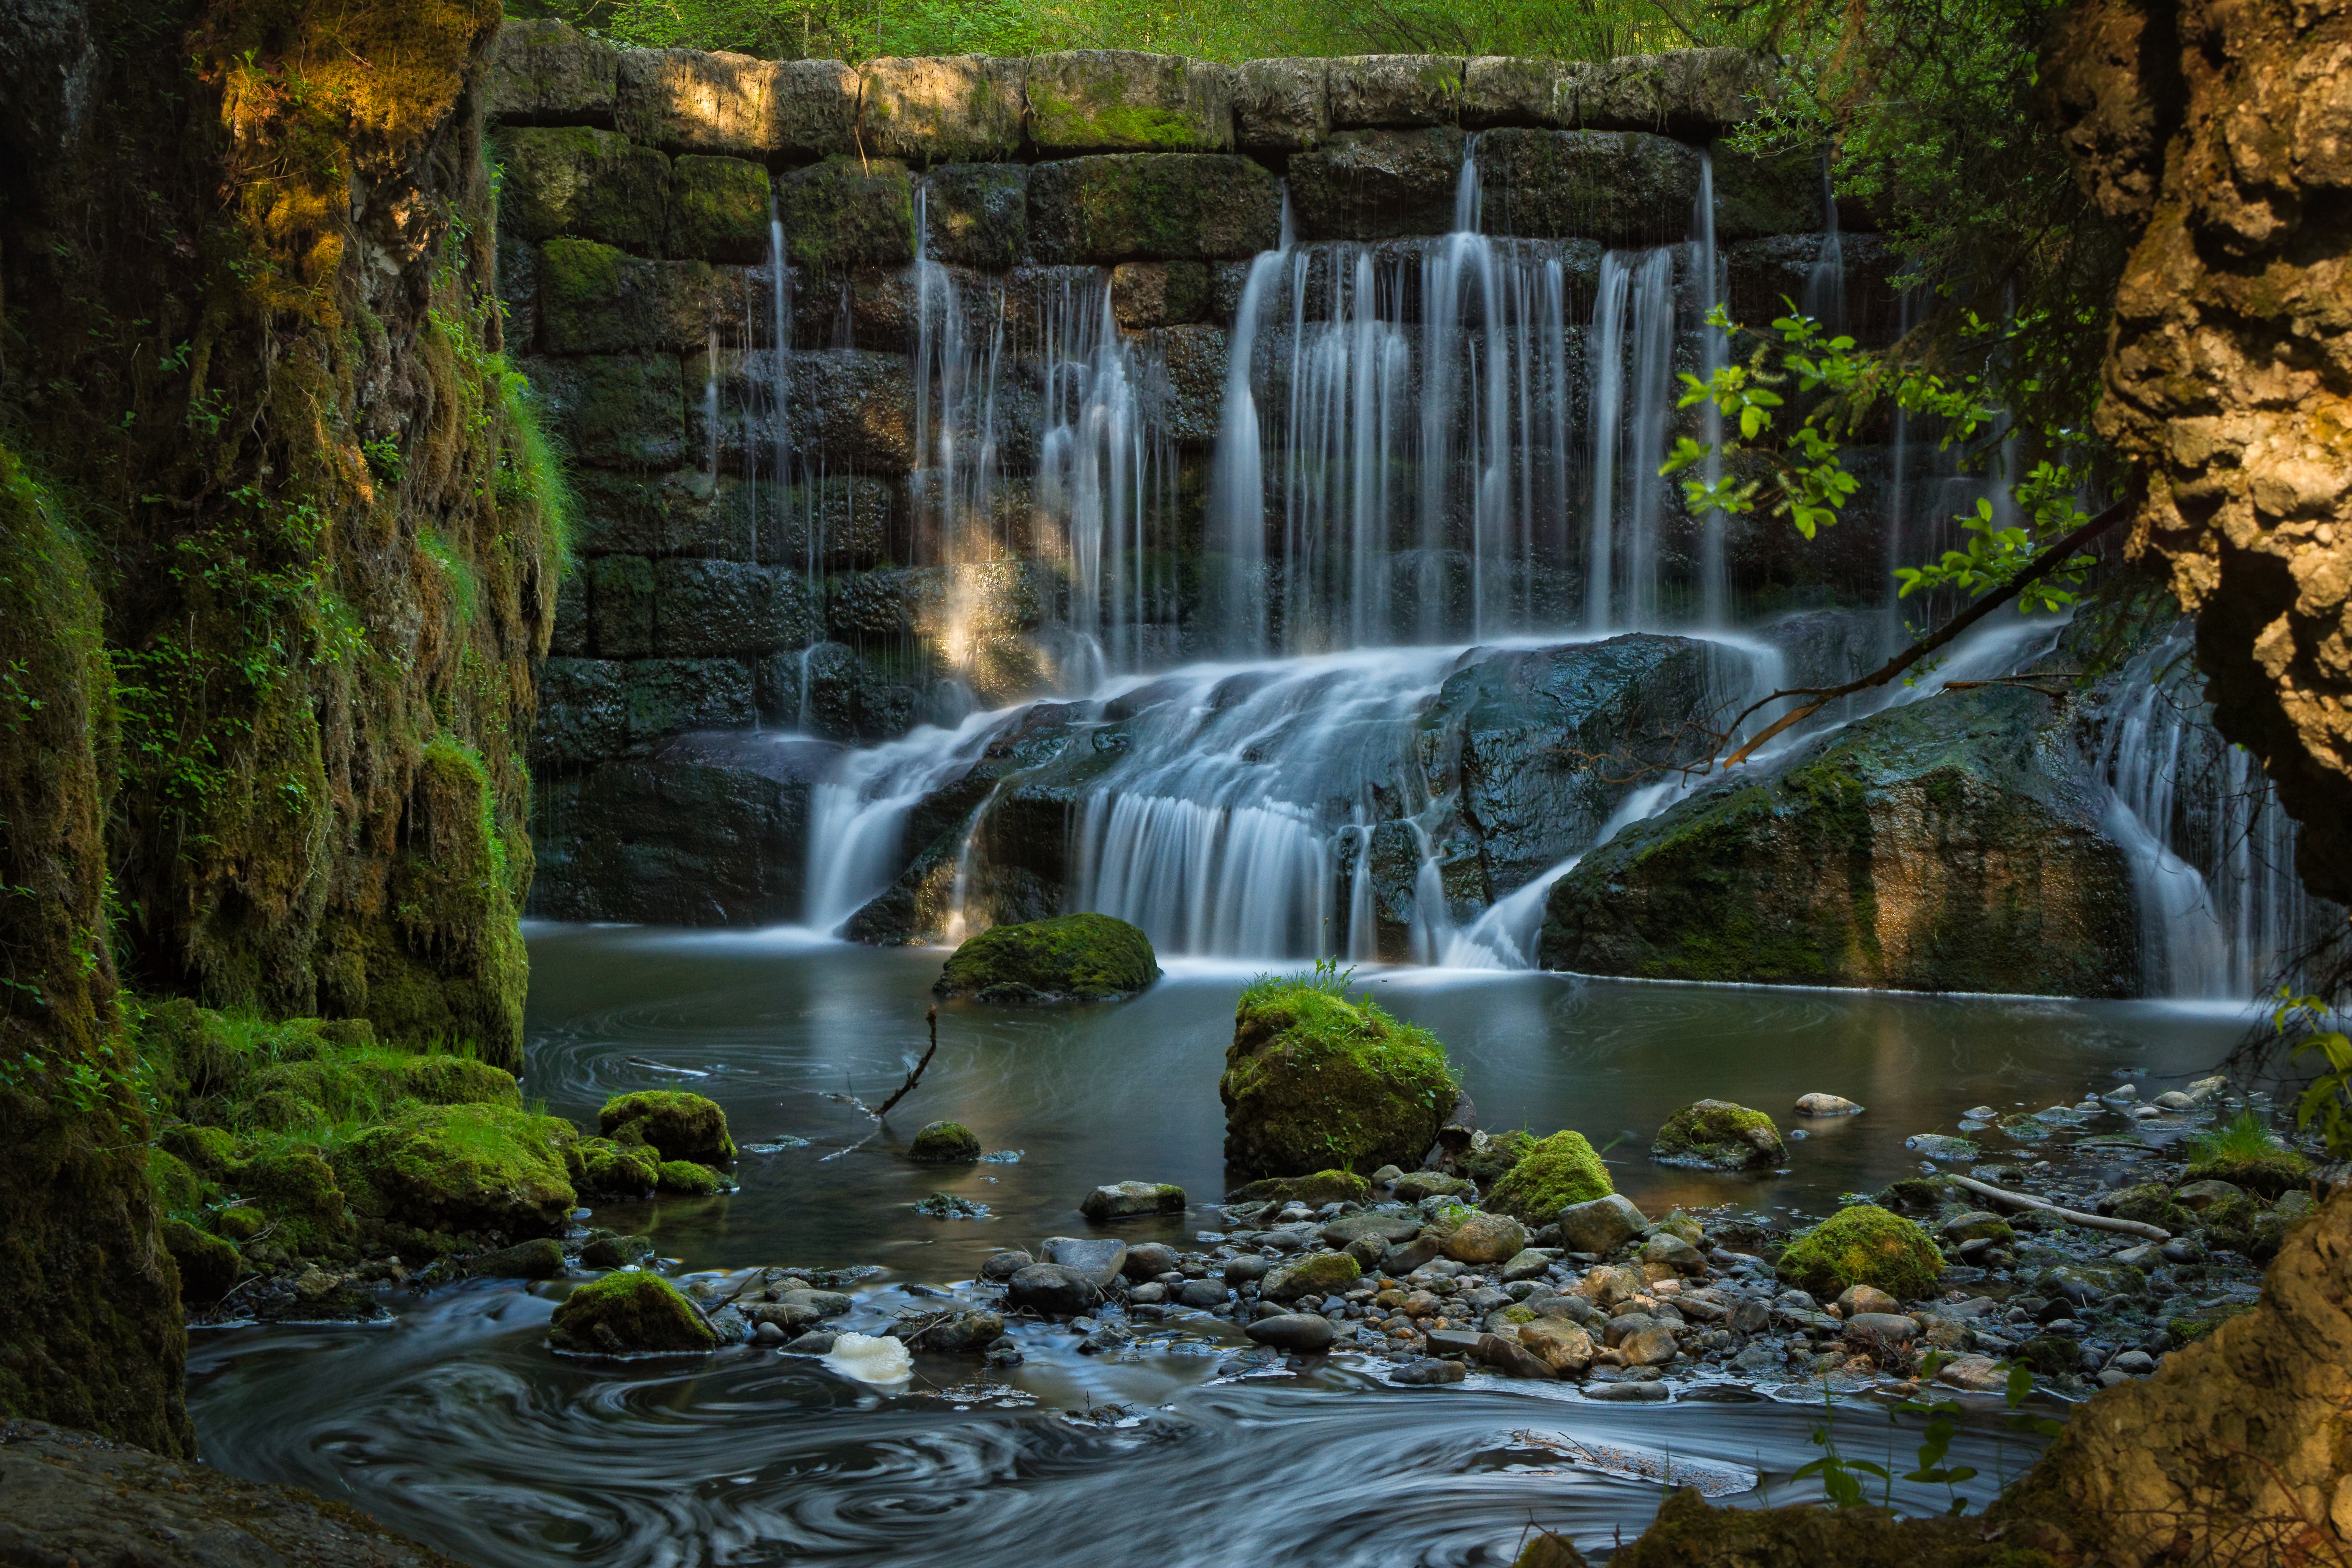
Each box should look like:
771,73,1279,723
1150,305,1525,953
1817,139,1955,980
548,1272,718,1354
1245,1313,1339,1352
933,912,1161,1002
1794,1092,1864,1116
1007,1263,1103,1316
1219,978,1459,1177
1651,1100,1787,1171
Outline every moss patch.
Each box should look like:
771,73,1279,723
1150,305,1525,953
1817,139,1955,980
1651,1100,1787,1171
599,1090,734,1162
666,154,772,263
340,1102,578,1239
1779,1204,1944,1301
909,1121,981,1161
655,1159,729,1196
935,913,1160,1002
1486,1131,1613,1222
2184,1149,2309,1200
548,1271,716,1354
774,158,915,277
1220,979,1459,1177
1227,1169,1371,1205
577,1135,660,1196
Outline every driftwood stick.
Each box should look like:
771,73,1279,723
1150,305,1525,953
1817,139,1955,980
1948,1174,2172,1241
874,1006,939,1121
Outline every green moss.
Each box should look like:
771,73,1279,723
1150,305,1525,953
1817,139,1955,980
2105,1182,2193,1231
1220,981,1459,1177
1264,1250,1361,1301
1875,1175,1953,1214
599,1090,734,1162
909,1120,981,1161
774,158,915,277
1651,1099,1787,1171
1228,1169,1372,1205
2163,1300,2255,1349
934,913,1160,1002
655,1159,729,1196
2184,1148,2310,1200
146,1148,201,1215
493,125,669,252
339,1101,578,1239
225,1147,356,1255
1779,1204,1944,1301
160,1219,241,1305
1026,63,1212,153
1027,153,1282,264
1455,1129,1534,1184
576,1135,660,1196
1486,1130,1613,1222
667,155,772,263
548,1270,717,1354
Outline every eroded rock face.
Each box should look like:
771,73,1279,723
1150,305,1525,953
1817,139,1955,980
2043,0,2352,906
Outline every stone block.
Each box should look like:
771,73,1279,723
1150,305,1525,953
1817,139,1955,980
571,470,680,556
859,56,1027,163
1111,260,1210,328
550,572,589,657
1473,129,1702,247
624,657,756,744
776,158,916,277
535,657,629,765
1287,128,1466,240
668,154,774,262
770,476,897,568
521,354,685,471
1329,55,1465,128
1142,323,1227,444
617,50,858,158
1463,56,1568,127
1027,153,1281,263
792,264,923,353
536,239,754,353
1024,51,1234,153
790,350,918,473
487,20,619,126
654,559,815,655
591,555,656,657
1233,58,1330,153
1561,48,1779,134
493,126,668,252
1709,140,1825,240
921,163,1028,269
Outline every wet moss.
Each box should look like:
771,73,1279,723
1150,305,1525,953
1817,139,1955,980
1220,980,1459,1177
576,1135,660,1196
160,1220,242,1305
548,1270,717,1354
1651,1100,1787,1171
1779,1204,1944,1301
599,1090,735,1162
1228,1169,1372,1205
2184,1148,2309,1200
668,155,773,263
1486,1130,1613,1222
339,1102,579,1239
493,125,670,252
775,158,915,277
226,1147,357,1256
655,1159,730,1196
934,912,1160,1002
910,1121,982,1161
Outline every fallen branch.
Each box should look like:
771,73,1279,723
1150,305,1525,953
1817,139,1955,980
1948,1174,2172,1241
1715,496,2134,768
874,1006,940,1121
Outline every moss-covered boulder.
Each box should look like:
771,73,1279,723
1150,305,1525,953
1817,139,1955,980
548,1271,716,1354
161,1220,240,1305
933,913,1160,1003
2105,1182,2194,1232
2185,1148,2310,1200
1779,1205,1944,1301
225,1149,356,1255
1651,1100,1788,1171
573,1136,659,1197
655,1160,730,1196
1486,1130,1613,1222
341,1103,580,1240
909,1121,982,1161
1261,1251,1361,1303
1220,980,1459,1177
599,1091,735,1163
1226,1169,1371,1206
1455,1128,1535,1184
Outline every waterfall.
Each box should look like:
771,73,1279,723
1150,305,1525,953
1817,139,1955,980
2100,626,2326,998
1801,150,1845,333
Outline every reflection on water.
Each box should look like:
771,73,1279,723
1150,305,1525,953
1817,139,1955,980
185,926,2251,1566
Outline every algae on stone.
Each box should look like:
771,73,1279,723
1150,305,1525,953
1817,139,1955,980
341,1102,580,1239
1226,1169,1372,1205
655,1159,731,1196
548,1271,717,1354
1485,1130,1614,1222
1778,1204,1944,1301
910,1121,983,1161
599,1090,736,1163
934,912,1160,1001
1651,1100,1788,1171
667,154,773,263
1219,978,1459,1176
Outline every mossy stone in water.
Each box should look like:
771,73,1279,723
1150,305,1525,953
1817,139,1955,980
1226,1169,1371,1206
576,1135,661,1196
909,1121,982,1162
2185,1148,2309,1199
934,913,1160,1003
1651,1099,1787,1171
161,1219,240,1304
1220,980,1459,1177
655,1159,730,1196
1485,1130,1613,1222
1778,1204,1943,1302
599,1090,736,1163
549,1272,717,1354
340,1102,580,1239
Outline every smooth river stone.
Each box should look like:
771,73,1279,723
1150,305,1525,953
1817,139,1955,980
1794,1092,1864,1115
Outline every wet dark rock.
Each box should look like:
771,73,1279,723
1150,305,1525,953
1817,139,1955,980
467,1238,567,1280
1288,129,1467,240
1007,1264,1104,1316
1582,1380,1671,1402
1245,1313,1339,1352
1080,1181,1186,1222
1177,1278,1231,1308
580,1233,657,1270
1122,1242,1180,1280
782,1330,837,1355
1040,1236,1129,1286
1556,1194,1648,1255
980,1249,1035,1282
1391,1357,1468,1385
1473,130,1703,247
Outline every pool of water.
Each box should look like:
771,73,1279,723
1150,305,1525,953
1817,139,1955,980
183,925,2252,1567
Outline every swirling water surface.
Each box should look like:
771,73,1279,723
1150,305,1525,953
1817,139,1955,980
186,925,2249,1565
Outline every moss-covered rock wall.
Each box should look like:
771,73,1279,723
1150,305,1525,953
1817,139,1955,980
0,0,563,1069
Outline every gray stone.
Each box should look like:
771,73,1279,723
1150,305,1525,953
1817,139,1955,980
1223,1254,1273,1283
1462,56,1569,127
1795,1092,1865,1116
617,50,857,158
655,559,809,656
1500,1248,1557,1283
901,1310,1005,1353
859,56,1027,163
1245,1312,1338,1352
1392,1355,1469,1385
782,1330,837,1355
1582,1380,1671,1401
1474,129,1702,247
1027,154,1282,262
1640,1233,1707,1275
493,127,668,253
1288,128,1466,240
1556,1194,1648,1255
1423,1327,1484,1358
1233,58,1330,152
520,354,686,471
1079,1181,1186,1222
1007,1263,1104,1315
922,164,1028,269
1024,52,1234,153
488,20,619,126
1328,55,1466,127
1322,1212,1424,1248
1837,1283,1902,1316
1176,1277,1230,1308
1040,1236,1129,1286
1122,1242,1180,1280
980,1249,1034,1281
1844,1312,1921,1341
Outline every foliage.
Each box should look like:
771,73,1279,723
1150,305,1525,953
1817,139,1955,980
2274,988,2352,1161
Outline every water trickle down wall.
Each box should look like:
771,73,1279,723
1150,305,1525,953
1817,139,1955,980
502,31,2324,994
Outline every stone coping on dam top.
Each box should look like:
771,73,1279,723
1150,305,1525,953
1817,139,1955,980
489,25,1784,163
